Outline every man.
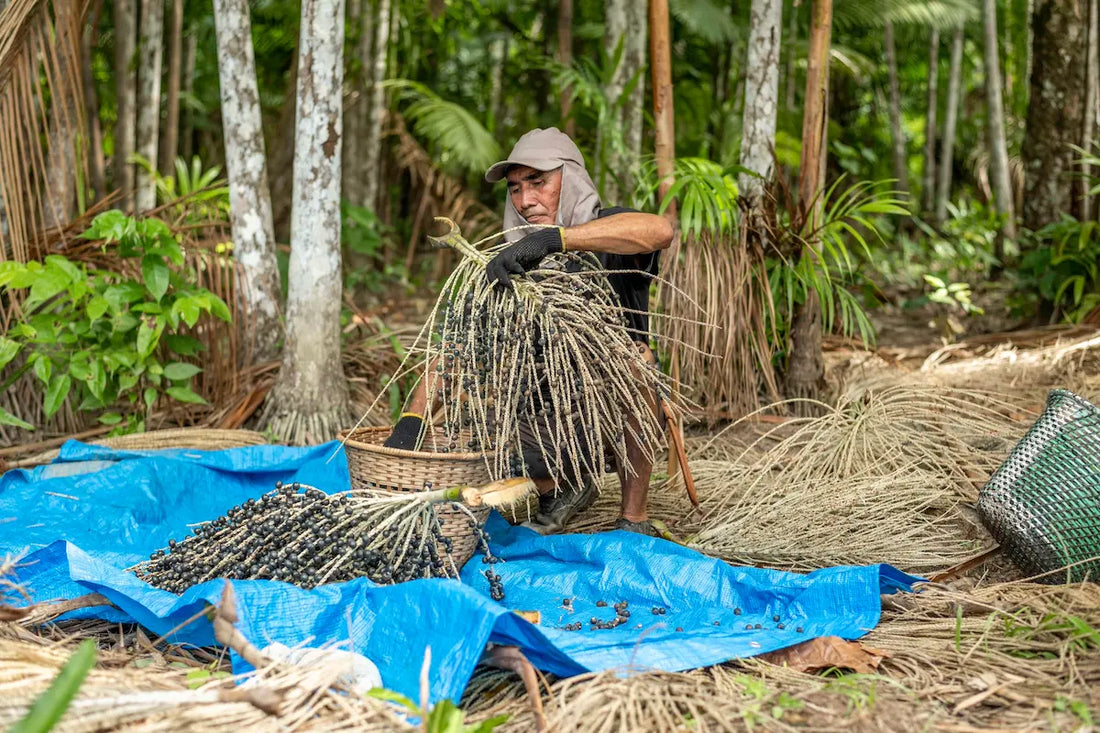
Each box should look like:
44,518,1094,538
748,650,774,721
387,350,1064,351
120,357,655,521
386,127,673,535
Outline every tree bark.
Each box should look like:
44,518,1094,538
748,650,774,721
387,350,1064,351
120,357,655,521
883,19,909,196
936,25,965,225
343,0,372,206
1022,0,1086,231
558,0,574,136
1082,0,1098,220
135,0,164,211
785,0,798,111
488,36,507,134
983,0,1017,239
83,0,108,203
739,0,783,206
921,28,940,215
181,30,196,162
263,0,351,445
603,0,646,203
159,0,183,176
787,0,831,405
214,0,284,362
649,0,676,215
113,0,137,210
361,0,391,214
43,1,80,229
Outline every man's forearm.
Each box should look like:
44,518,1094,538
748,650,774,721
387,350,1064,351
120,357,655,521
561,213,674,256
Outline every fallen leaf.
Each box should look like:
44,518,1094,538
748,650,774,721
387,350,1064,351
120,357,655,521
760,636,890,674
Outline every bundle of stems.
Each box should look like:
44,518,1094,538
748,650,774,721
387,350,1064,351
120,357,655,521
131,478,534,592
363,218,676,491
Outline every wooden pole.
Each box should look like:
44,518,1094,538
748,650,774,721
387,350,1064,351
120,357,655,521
649,0,676,218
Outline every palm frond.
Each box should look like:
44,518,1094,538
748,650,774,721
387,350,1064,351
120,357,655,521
382,79,501,175
634,157,744,238
669,0,739,45
834,0,979,31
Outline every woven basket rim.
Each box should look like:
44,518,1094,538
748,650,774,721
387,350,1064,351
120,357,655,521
337,426,486,461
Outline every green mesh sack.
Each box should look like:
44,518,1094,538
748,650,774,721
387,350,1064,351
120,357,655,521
978,388,1100,583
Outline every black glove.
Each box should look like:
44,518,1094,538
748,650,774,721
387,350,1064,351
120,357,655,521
485,227,564,289
383,413,425,450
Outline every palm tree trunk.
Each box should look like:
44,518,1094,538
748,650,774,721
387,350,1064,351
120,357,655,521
739,0,782,206
983,0,1017,240
82,0,107,203
622,0,646,200
159,0,183,176
936,25,964,225
181,30,196,162
135,0,164,211
214,0,283,362
488,36,507,135
113,0,137,210
343,0,372,206
1083,0,1099,220
787,0,831,406
883,19,908,195
921,28,939,216
558,0,574,136
649,0,676,215
362,0,391,214
262,0,352,445
1022,0,1086,231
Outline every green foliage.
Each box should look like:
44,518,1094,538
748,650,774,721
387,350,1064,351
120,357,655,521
635,157,744,238
366,687,508,732
1014,216,1100,322
833,0,980,31
384,79,501,175
129,154,230,222
11,639,97,733
669,0,739,45
923,274,983,315
0,211,231,431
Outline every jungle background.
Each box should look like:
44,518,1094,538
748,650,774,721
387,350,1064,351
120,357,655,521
3,0,1098,446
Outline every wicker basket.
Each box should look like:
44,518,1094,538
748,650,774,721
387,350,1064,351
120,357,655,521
978,389,1100,583
337,426,492,570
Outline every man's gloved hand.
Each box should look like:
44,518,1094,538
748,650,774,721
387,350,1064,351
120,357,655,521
383,412,425,450
485,227,564,289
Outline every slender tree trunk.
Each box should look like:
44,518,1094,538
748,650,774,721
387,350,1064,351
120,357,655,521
361,0,391,214
113,0,137,209
936,25,965,225
649,0,675,215
921,29,940,215
883,20,908,195
343,0,372,206
159,0,183,176
787,0,831,405
263,0,351,445
43,1,79,229
181,30,196,162
270,46,300,242
785,0,798,111
135,0,165,211
558,0,574,136
739,0,782,206
488,36,507,134
83,0,107,203
214,0,284,362
1022,0,1086,231
1083,0,1099,220
604,0,647,203
983,0,1017,239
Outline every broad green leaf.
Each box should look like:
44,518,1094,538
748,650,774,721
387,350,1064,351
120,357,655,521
136,319,163,358
97,412,123,425
44,375,72,419
44,255,83,284
0,406,34,430
88,360,107,400
143,387,158,412
68,357,92,381
142,254,170,300
163,362,202,381
86,295,109,321
31,354,51,385
0,261,28,288
166,386,207,405
206,294,232,322
172,297,201,328
165,334,204,356
0,337,21,371
118,371,139,392
81,209,128,241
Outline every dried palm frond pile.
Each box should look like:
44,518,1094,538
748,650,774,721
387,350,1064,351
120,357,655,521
362,219,673,489
688,385,1031,573
131,480,536,592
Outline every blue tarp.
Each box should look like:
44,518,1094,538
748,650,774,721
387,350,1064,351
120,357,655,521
1,441,917,703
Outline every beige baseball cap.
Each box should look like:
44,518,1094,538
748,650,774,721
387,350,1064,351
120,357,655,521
484,127,586,183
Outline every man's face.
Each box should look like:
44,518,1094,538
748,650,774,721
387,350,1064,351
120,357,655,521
506,165,562,225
